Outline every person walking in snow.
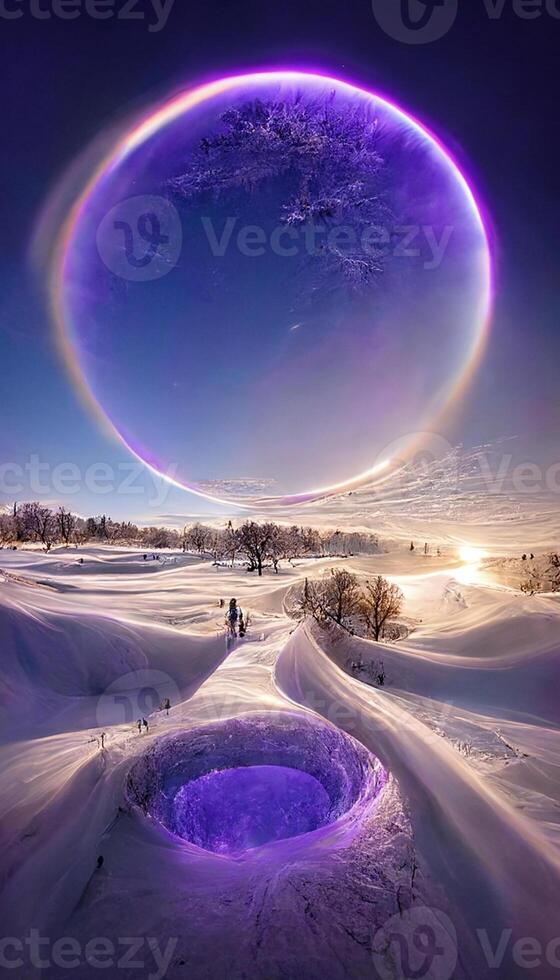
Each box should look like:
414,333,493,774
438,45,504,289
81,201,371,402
226,598,243,638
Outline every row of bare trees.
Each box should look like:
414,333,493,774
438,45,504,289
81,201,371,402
0,503,74,549
295,568,403,641
182,521,381,575
0,504,179,551
0,506,381,571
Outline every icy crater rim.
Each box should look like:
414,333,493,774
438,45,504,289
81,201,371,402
125,712,387,855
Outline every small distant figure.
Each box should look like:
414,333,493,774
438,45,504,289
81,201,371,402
163,698,171,716
100,732,106,750
96,855,104,871
522,554,527,561
143,554,148,561
219,598,225,608
79,557,84,565
226,598,243,638
137,719,143,734
530,553,535,560
437,547,441,557
424,542,429,556
238,613,246,638
142,718,149,733
410,542,415,552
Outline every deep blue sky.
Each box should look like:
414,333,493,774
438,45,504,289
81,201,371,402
0,0,558,522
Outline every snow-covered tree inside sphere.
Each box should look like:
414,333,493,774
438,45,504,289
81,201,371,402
59,72,491,504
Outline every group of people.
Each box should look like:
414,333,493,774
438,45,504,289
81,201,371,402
134,698,170,737
131,599,245,741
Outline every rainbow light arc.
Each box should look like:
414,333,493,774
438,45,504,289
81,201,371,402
49,70,494,509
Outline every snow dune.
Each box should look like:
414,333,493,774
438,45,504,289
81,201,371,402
0,537,559,978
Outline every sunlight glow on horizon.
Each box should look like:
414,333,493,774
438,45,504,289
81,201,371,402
458,545,488,564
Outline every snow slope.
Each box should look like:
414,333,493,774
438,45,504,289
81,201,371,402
0,528,559,979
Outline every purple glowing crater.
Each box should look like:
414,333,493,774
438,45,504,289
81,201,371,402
173,765,332,854
126,713,386,856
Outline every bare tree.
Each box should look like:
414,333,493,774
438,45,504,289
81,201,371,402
141,526,177,549
13,502,25,542
56,507,76,546
268,524,292,573
207,530,223,564
19,502,56,550
323,569,361,627
73,526,89,546
547,553,560,592
180,524,189,553
294,576,331,623
238,521,276,576
2,505,383,571
184,523,212,554
223,521,240,567
295,568,361,630
361,576,404,641
0,512,16,545
85,517,98,539
301,526,323,556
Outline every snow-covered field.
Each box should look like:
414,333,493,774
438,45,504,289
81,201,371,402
1,485,560,978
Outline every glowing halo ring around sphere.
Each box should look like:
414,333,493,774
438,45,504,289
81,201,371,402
50,70,494,509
